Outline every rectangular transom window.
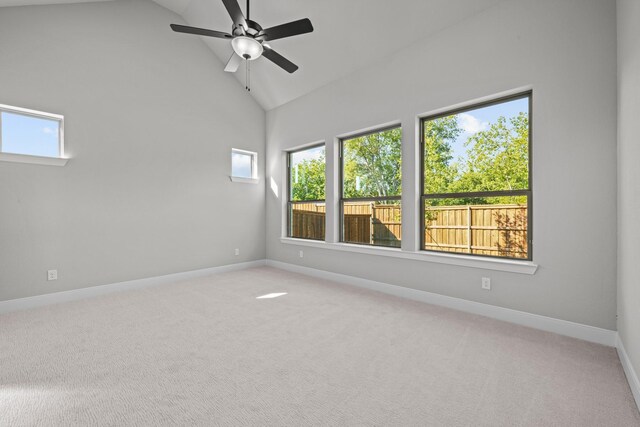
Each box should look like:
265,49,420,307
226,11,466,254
287,144,326,241
421,92,532,260
0,104,64,158
340,126,402,248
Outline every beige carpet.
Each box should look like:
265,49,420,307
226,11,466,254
1,266,638,426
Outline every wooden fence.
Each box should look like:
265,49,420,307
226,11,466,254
290,202,401,247
342,203,402,248
290,202,527,258
424,204,527,258
290,203,325,240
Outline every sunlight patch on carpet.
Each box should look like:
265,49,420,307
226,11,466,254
256,292,287,299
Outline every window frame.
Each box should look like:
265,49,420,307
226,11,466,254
0,103,66,165
339,124,402,247
230,148,258,183
419,91,533,261
286,142,326,241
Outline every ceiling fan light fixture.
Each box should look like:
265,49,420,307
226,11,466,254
231,36,263,60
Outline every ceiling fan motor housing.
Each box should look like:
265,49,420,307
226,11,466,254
233,19,262,37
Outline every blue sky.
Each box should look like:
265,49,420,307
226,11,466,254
448,97,528,161
1,112,60,157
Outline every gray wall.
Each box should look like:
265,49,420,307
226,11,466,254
266,0,618,330
0,0,265,301
617,0,640,379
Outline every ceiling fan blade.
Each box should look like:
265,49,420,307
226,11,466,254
262,46,298,73
221,0,247,27
224,53,243,72
260,18,313,42
170,24,232,39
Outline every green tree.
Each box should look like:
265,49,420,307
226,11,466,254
291,155,326,201
288,112,528,207
423,115,461,197
343,127,402,199
450,113,529,204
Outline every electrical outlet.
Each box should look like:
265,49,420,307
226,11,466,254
47,270,58,281
234,248,240,256
481,277,491,290
299,250,304,258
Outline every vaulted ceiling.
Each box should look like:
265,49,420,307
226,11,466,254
1,0,505,110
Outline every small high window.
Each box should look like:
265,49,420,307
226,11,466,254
287,144,326,241
421,93,532,260
230,148,258,183
0,104,64,162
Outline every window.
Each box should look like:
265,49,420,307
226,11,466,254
340,126,402,248
287,144,326,241
0,104,64,161
421,93,531,260
231,148,258,183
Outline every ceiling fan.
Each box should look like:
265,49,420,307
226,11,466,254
170,0,313,75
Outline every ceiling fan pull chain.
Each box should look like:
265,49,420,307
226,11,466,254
245,59,251,92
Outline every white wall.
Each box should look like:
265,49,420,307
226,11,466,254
266,0,618,330
617,0,640,380
0,0,265,301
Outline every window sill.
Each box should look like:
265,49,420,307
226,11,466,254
0,152,69,167
230,176,259,184
280,237,538,275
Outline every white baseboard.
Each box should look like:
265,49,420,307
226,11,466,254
617,334,640,411
0,260,266,314
266,260,617,347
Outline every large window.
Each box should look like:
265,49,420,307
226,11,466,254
288,144,326,240
0,104,64,158
340,126,402,248
421,93,531,259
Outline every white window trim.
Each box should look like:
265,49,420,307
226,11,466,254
0,152,69,167
230,176,259,184
0,103,68,166
280,237,538,275
230,148,259,184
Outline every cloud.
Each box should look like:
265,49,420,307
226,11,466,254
42,127,56,135
459,113,489,134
